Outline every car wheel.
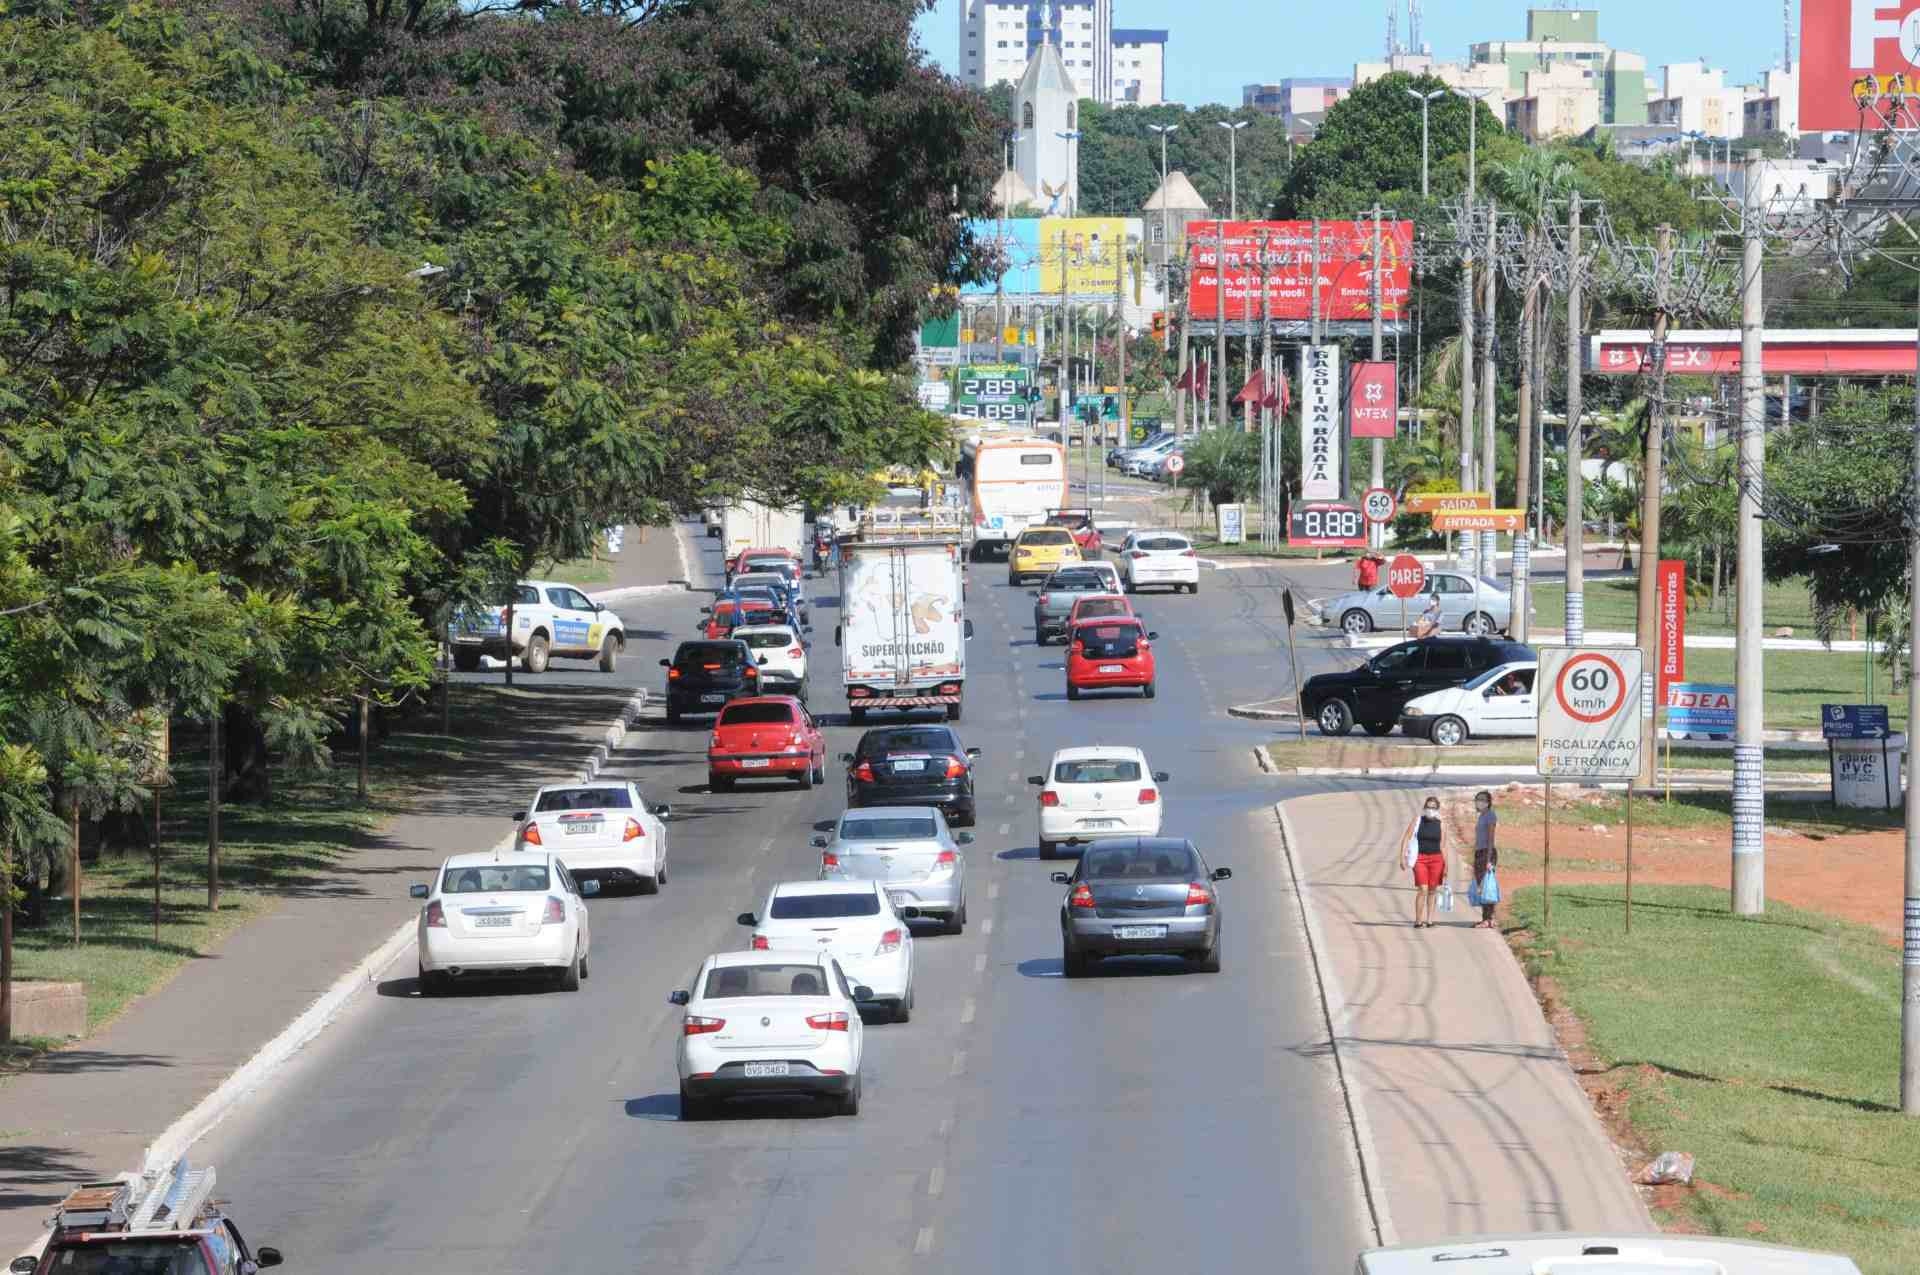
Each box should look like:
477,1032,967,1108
656,861,667,886
556,947,582,992
1123,578,1137,594
452,648,482,673
1463,611,1496,638
710,774,732,793
665,706,682,725
1066,683,1081,701
811,762,826,785
1431,715,1469,747
893,986,913,1024
1063,941,1092,979
1341,609,1374,636
637,873,660,895
579,952,590,980
1317,699,1355,736
797,764,814,790
955,804,977,828
679,1086,712,1121
522,633,551,674
944,900,967,936
598,635,621,673
1188,937,1222,974
1034,630,1049,646
836,1076,862,1117
418,963,448,997
1143,680,1156,699
1362,721,1394,737
1038,838,1058,860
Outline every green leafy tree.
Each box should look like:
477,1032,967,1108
1278,73,1502,218
1175,428,1260,509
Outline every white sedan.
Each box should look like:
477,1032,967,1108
411,850,595,995
740,880,916,1021
1397,661,1539,746
512,781,670,894
1027,745,1170,860
670,950,871,1120
1117,530,1200,594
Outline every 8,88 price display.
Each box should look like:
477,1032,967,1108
1287,501,1367,548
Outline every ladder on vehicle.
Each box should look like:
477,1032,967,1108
50,1159,218,1235
852,508,968,542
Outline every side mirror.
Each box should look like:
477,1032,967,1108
1027,774,1045,786
580,878,601,896
408,884,429,900
10,1257,36,1275
1152,771,1170,783
700,606,713,614
255,1250,283,1270
668,990,691,1006
659,657,671,667
1029,590,1040,598
736,912,757,926
966,747,982,758
510,810,525,821
853,985,877,1003
1050,871,1072,885
838,752,855,763
655,803,672,819
594,601,606,612
834,625,843,647
1147,631,1160,641
757,655,769,666
956,832,975,845
898,906,922,920
1210,867,1233,882
810,834,830,848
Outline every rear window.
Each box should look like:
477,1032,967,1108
676,643,745,668
442,864,550,893
1137,536,1189,552
1045,574,1104,593
1072,598,1128,618
1082,844,1198,880
534,787,633,812
743,557,794,574
1076,624,1141,657
860,728,955,754
702,963,831,998
739,630,795,650
1053,758,1143,784
770,893,883,920
47,1242,211,1275
719,703,798,726
840,816,939,840
1021,529,1074,546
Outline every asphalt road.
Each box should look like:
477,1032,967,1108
193,528,1376,1273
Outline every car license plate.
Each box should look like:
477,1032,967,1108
1099,664,1123,673
1116,925,1166,940
565,822,601,835
739,758,771,768
473,914,514,928
743,1062,790,1078
1083,818,1120,829
892,759,925,772
700,693,726,703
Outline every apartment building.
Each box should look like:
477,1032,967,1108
1646,63,1745,139
960,0,1114,103
1113,28,1167,105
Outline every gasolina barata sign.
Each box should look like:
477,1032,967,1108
1537,647,1644,779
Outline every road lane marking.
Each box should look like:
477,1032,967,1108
981,917,994,935
950,1050,967,1076
988,881,1001,899
960,998,976,1025
915,1227,935,1256
973,953,988,973
927,1166,946,1197
996,821,1010,836
938,1118,952,1137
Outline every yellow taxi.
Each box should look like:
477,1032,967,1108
1008,524,1084,585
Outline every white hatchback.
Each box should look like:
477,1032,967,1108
411,850,595,995
731,624,809,701
1028,746,1171,860
512,781,670,894
1118,530,1200,594
740,880,916,1021
670,951,871,1119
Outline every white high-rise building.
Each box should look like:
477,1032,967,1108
960,0,1114,103
1112,29,1166,105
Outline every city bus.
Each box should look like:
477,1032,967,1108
963,435,1067,561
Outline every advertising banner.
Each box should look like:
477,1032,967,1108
1348,361,1398,438
1185,220,1413,322
1667,683,1735,738
1800,0,1920,131
959,218,1043,296
1655,560,1686,703
1038,217,1128,296
1299,344,1342,500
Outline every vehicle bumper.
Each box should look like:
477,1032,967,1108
680,1062,855,1100
1396,716,1433,736
1067,914,1217,958
1068,668,1152,689
556,845,660,881
710,754,812,776
880,876,963,919
756,672,807,695
667,688,747,713
1039,809,1163,842
1129,568,1198,586
1034,612,1073,640
450,635,519,658
847,782,971,814
419,926,572,975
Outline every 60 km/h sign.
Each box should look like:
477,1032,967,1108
1537,647,1644,779
1362,486,1397,524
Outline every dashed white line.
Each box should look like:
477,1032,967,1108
960,998,977,1025
927,1166,946,1197
915,1226,935,1256
938,1117,953,1137
981,917,995,935
988,881,1001,900
973,953,988,973
950,1050,968,1076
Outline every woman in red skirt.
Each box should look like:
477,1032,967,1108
1406,795,1448,928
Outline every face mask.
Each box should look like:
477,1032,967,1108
1424,808,1439,817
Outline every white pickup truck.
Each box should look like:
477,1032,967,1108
448,580,626,674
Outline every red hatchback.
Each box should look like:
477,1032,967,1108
708,696,826,791
1065,618,1159,700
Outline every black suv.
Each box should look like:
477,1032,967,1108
660,639,759,723
1300,638,1535,737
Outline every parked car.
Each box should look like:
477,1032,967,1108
511,780,670,894
1065,617,1158,700
1121,436,1179,476
842,724,980,826
1146,446,1186,483
1310,569,1518,637
1399,661,1539,745
1028,746,1169,860
411,850,596,995
661,639,760,723
707,696,825,791
447,580,625,674
670,951,870,1119
1051,837,1231,977
1300,637,1536,737
1110,431,1173,468
813,806,972,934
1030,567,1114,645
739,880,916,1022
1117,530,1200,594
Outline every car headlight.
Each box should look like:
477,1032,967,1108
1402,708,1426,718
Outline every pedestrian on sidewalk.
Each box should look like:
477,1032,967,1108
1471,789,1500,929
1401,795,1448,929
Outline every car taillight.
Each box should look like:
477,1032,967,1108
875,928,902,955
788,647,804,658
852,761,876,782
744,666,758,677
521,822,543,845
1069,883,1095,909
623,818,644,841
1186,882,1213,906
1138,787,1158,804
1037,593,1050,606
1181,548,1196,558
425,900,446,927
683,1016,725,1035
943,756,967,778
1040,790,1059,807
709,733,724,750
542,896,566,924
667,667,682,680
822,851,840,869
751,935,770,951
932,850,958,875
806,1011,851,1032
1129,550,1147,559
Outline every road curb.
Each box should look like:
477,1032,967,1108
1228,702,1296,721
1273,800,1395,1249
576,688,650,783
1251,745,1274,774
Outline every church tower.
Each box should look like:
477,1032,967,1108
1012,40,1080,216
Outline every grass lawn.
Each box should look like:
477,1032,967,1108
1508,884,1918,1272
532,550,615,588
1681,648,1904,732
1528,574,1846,641
1493,787,1903,837
1261,738,1835,777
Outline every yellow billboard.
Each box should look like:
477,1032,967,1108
1039,217,1126,297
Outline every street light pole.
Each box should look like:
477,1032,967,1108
1148,123,1179,353
1217,118,1250,220
1405,88,1446,200
997,131,1023,366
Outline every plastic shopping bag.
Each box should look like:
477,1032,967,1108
1478,870,1501,905
1438,883,1454,912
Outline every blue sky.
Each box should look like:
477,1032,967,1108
913,2,1796,107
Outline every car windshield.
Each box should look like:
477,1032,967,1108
534,787,633,812
840,816,939,840
861,728,954,754
1371,645,1422,675
1053,758,1143,783
738,631,794,650
1082,843,1200,880
442,864,550,893
1021,529,1073,546
769,893,883,920
718,703,796,726
702,963,832,998
46,1241,211,1275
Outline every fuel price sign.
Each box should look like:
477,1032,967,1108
1287,501,1366,548
1537,647,1644,779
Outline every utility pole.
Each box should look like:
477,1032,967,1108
1174,243,1192,433
1634,224,1674,794
1059,229,1071,439
1215,215,1228,430
996,132,1020,365
1480,198,1499,580
1113,240,1125,500
1903,271,1920,1114
1370,205,1386,550
207,709,221,911
1732,155,1766,915
1458,206,1476,574
1261,230,1275,545
1148,123,1179,353
1565,193,1586,643
1512,224,1539,642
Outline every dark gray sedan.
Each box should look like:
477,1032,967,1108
1030,567,1113,645
1051,837,1230,977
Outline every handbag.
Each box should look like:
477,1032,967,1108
1477,869,1501,905
1401,823,1419,872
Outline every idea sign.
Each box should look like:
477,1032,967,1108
1802,0,1920,130
1537,647,1644,779
1386,554,1425,599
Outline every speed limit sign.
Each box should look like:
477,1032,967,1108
1163,453,1186,476
1362,486,1397,524
1537,647,1644,779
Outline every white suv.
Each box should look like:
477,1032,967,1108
1118,531,1200,594
1027,746,1171,860
731,624,808,701
448,580,626,673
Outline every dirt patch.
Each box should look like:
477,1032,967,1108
1452,787,1905,946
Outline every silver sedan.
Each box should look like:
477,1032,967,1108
1051,837,1230,977
1311,570,1515,637
813,806,972,935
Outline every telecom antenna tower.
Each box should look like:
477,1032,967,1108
1385,0,1397,59
1407,0,1422,53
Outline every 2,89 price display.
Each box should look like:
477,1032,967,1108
1288,501,1367,548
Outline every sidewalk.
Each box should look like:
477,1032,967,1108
590,519,694,598
0,683,644,1255
1277,790,1652,1245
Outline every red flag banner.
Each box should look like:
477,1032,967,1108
1234,368,1268,405
1185,220,1415,323
1273,368,1289,414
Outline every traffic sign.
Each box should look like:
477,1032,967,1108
1821,704,1890,740
1537,647,1644,779
1402,490,1490,515
1362,486,1398,524
1163,453,1186,476
1386,554,1425,599
1431,508,1526,532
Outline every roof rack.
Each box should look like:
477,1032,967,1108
50,1159,219,1237
850,509,968,542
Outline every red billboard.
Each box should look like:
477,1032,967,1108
1348,361,1398,438
1801,0,1920,130
1185,220,1414,323
1655,559,1686,703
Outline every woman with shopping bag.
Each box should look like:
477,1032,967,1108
1469,789,1502,928
1398,795,1449,929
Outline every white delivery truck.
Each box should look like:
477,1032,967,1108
836,511,973,723
719,501,807,567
